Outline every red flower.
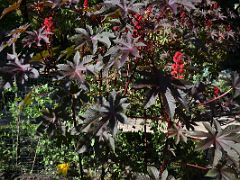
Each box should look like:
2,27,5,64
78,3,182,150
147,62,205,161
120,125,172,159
178,68,184,74
173,51,183,63
213,86,220,97
171,51,185,79
171,70,178,76
84,0,88,10
43,17,54,33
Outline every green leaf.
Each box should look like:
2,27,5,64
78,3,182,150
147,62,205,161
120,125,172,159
19,91,33,112
31,50,50,62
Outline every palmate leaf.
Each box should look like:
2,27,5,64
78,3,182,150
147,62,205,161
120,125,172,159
22,27,51,48
0,24,30,52
168,123,188,144
57,51,102,90
72,25,115,54
81,90,129,151
189,120,240,167
155,0,200,14
175,108,197,130
94,0,144,19
147,167,174,180
82,90,129,135
0,50,39,87
174,0,201,11
205,164,238,180
104,32,145,70
134,70,190,120
36,108,69,145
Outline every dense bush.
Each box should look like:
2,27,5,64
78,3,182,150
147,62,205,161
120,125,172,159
1,0,240,179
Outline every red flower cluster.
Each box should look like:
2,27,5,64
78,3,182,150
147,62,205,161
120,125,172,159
213,86,220,97
171,51,185,79
133,14,143,30
132,13,143,37
84,0,88,10
43,17,54,33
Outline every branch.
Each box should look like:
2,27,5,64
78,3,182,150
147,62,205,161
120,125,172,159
124,58,140,96
199,88,233,106
186,163,209,171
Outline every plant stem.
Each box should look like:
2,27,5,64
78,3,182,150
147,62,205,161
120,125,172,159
100,164,105,180
144,110,148,170
124,58,140,96
15,115,20,166
174,162,209,171
31,137,40,173
71,94,77,127
158,94,171,177
200,88,233,106
186,163,209,171
71,92,84,178
78,154,84,179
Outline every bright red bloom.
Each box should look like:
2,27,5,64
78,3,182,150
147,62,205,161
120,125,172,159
171,70,178,76
177,75,184,79
84,0,88,10
213,86,220,97
171,51,185,79
173,51,183,63
171,64,177,69
178,68,184,74
43,17,54,33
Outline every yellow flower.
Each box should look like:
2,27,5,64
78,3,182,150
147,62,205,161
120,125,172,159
57,163,70,176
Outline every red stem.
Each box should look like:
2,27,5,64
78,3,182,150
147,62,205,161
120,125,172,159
186,163,209,171
200,88,232,106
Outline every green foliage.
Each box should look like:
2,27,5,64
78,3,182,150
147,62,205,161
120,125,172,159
1,0,240,179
